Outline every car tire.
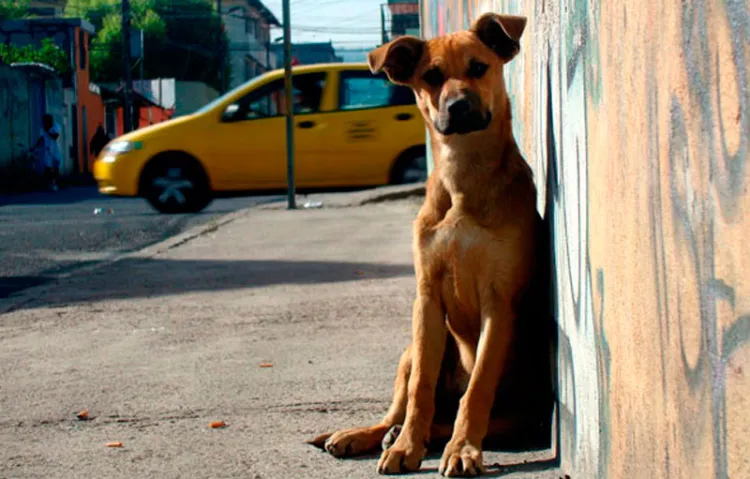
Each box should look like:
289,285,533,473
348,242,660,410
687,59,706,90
391,148,428,185
141,155,212,214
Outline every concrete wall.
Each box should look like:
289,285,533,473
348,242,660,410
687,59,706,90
0,64,31,176
0,64,67,187
173,81,219,117
421,1,749,477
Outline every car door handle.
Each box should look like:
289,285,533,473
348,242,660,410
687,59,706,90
297,120,316,129
395,113,413,121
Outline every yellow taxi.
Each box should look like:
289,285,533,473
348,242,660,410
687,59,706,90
93,63,426,213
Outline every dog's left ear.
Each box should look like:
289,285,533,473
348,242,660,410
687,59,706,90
471,13,527,61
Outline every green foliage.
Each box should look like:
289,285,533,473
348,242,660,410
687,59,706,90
0,0,29,21
0,38,71,73
69,0,229,92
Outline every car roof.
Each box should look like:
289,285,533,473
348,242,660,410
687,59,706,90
269,62,371,76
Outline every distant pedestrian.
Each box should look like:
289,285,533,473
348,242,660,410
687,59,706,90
31,114,62,192
90,124,110,159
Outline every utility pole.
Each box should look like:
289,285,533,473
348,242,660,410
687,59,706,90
217,0,225,93
121,0,133,133
282,0,295,209
380,3,387,44
266,38,271,72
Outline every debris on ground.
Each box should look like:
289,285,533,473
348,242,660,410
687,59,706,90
259,362,273,368
75,409,89,420
105,442,123,448
209,421,227,429
303,201,323,209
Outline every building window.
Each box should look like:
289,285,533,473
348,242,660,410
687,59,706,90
257,22,268,43
105,106,117,137
246,17,258,36
79,30,86,70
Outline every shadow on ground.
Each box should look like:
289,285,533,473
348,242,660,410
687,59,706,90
3,258,415,310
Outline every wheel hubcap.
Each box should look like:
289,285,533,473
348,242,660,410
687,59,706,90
153,168,193,205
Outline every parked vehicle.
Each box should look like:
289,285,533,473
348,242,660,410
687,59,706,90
93,63,426,213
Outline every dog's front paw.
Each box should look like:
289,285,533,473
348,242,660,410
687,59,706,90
439,439,484,477
308,427,383,458
377,434,426,475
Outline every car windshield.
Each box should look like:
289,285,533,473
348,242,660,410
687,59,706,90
193,71,277,115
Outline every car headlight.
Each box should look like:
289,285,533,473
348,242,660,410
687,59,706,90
106,140,142,155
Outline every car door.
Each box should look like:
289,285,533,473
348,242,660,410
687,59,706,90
206,72,328,191
322,69,421,186
207,79,287,190
285,71,329,187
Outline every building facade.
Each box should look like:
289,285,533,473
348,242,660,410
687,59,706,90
223,0,279,88
270,42,342,66
0,18,103,175
387,0,419,39
0,62,65,190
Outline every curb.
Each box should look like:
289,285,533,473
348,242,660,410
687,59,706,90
0,185,425,314
259,183,426,210
0,207,253,315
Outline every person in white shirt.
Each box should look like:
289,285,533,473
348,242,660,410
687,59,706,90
32,114,62,191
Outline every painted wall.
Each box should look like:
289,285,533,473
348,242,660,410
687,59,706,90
0,64,66,188
73,27,105,174
83,87,106,171
421,1,749,478
111,105,173,138
0,64,31,177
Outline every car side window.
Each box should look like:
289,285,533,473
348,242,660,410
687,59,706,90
339,70,415,110
222,72,326,122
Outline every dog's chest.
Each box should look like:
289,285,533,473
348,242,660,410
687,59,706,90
422,212,491,310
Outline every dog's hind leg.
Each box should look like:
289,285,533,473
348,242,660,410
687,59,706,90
307,344,412,458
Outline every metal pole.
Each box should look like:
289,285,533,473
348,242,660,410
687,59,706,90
121,0,133,133
266,39,271,71
380,4,387,44
217,0,224,93
282,0,296,209
139,29,144,81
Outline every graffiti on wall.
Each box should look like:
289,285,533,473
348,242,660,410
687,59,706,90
422,0,749,478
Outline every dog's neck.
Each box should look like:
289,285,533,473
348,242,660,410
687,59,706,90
431,109,523,211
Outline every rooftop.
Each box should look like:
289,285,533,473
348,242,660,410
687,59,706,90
0,17,96,34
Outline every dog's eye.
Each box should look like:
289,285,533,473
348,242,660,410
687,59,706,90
467,61,489,79
422,68,445,87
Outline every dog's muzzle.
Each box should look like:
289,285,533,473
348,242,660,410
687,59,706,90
435,92,492,135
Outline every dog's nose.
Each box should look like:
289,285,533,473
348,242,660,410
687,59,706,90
446,97,472,122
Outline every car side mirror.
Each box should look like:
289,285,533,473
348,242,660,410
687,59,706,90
222,104,240,122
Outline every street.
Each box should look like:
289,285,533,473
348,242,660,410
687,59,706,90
0,196,554,479
0,187,282,299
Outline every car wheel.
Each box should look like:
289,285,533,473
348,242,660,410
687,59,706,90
142,157,212,214
392,149,428,184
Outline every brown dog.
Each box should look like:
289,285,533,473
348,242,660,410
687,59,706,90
309,12,553,477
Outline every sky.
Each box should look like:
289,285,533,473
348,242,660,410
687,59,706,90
263,0,385,50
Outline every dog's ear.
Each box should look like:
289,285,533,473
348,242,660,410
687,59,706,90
368,36,425,84
471,13,527,61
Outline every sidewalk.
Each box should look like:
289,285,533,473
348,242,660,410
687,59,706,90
0,191,556,479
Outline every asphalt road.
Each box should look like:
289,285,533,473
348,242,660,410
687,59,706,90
0,187,282,299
